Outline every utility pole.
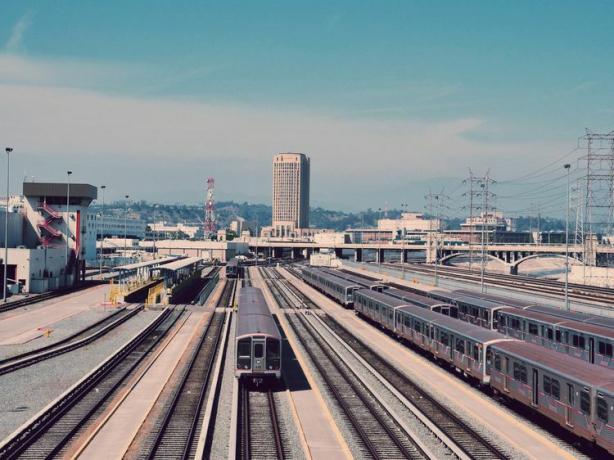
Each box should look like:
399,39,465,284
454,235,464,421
426,190,449,287
565,163,571,310
3,147,13,302
400,203,408,278
66,170,72,286
463,170,481,271
478,172,496,293
124,194,130,258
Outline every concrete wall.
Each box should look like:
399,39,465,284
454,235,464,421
4,247,67,293
0,210,24,247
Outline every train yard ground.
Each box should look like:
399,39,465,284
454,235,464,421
0,262,607,459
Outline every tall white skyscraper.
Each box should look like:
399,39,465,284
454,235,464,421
272,153,310,237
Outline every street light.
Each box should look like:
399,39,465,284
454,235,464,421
3,147,14,302
400,203,408,279
152,204,158,259
564,163,571,311
99,185,106,277
124,194,130,258
66,170,72,286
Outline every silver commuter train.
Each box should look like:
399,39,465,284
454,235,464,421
300,266,360,307
353,287,614,453
235,287,282,380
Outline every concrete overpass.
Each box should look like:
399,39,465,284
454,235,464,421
247,239,614,274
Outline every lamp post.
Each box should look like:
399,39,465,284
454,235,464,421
99,185,106,277
564,163,571,311
124,194,129,259
66,170,72,286
3,147,13,302
480,182,486,293
400,203,407,279
152,204,158,259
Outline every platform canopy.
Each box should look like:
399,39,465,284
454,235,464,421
159,256,203,272
116,255,182,272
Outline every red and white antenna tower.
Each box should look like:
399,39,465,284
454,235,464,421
204,177,216,237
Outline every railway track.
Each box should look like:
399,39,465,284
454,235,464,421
275,269,508,459
237,383,285,460
146,311,228,459
144,279,235,459
0,305,143,376
0,307,184,460
382,262,614,305
268,278,430,459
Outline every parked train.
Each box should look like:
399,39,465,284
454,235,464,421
353,288,614,453
226,257,242,279
300,267,360,307
235,287,282,381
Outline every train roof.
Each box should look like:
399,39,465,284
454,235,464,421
237,287,280,338
453,289,542,308
354,288,409,308
320,268,385,287
385,288,451,309
227,258,239,267
497,307,571,325
491,341,614,388
397,304,510,343
304,268,362,289
449,293,510,310
526,305,614,329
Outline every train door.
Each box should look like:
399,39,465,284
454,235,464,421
566,383,574,427
252,337,266,372
532,368,539,406
589,337,595,364
503,357,509,391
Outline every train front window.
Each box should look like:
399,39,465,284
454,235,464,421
580,389,591,415
237,339,252,369
254,343,264,359
266,338,281,370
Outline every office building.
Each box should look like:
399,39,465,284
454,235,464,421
272,152,310,237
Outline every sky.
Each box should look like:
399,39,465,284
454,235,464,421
0,1,613,214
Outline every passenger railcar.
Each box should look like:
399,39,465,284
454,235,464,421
226,257,241,278
497,308,614,368
525,304,614,329
354,289,406,331
490,341,614,452
394,304,515,383
300,267,361,307
320,268,388,292
235,287,282,381
385,287,458,317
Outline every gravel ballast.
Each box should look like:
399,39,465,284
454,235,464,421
0,309,161,441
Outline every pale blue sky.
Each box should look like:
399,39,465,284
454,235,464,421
0,1,612,213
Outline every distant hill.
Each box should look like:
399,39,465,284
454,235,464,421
91,200,565,233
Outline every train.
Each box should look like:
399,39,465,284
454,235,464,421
352,288,614,453
302,267,614,368
226,257,242,279
235,287,282,381
299,265,614,451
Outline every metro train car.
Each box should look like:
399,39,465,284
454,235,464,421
320,268,388,292
226,257,241,279
497,307,614,368
384,287,459,317
526,304,614,330
490,341,614,452
300,267,361,307
235,287,282,381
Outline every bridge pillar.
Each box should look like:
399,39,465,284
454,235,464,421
376,248,385,263
273,247,283,259
354,248,363,262
510,264,518,275
400,249,407,264
291,247,302,260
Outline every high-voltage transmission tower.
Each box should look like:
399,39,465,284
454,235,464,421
574,129,614,277
204,177,216,238
463,170,496,291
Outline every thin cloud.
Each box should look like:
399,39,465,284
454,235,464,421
5,12,34,53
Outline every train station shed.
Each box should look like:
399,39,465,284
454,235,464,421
116,256,182,284
159,257,203,288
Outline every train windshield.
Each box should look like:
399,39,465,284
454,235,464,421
254,343,264,358
237,338,252,369
266,338,281,370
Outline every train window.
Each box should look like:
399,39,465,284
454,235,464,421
528,323,538,336
455,339,465,354
572,335,579,347
547,328,553,340
580,389,591,415
504,357,510,374
514,364,528,384
551,379,560,400
568,384,575,406
499,316,506,327
494,354,502,371
555,330,562,343
237,339,252,369
513,363,521,380
597,396,609,423
543,375,551,395
598,341,613,358
440,331,449,346
266,338,281,370
414,322,421,333
473,345,479,361
254,343,264,359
